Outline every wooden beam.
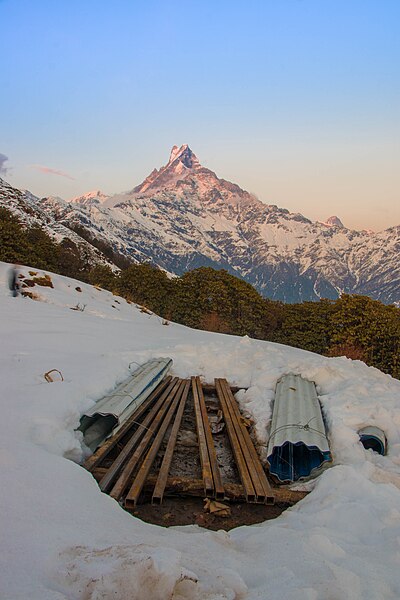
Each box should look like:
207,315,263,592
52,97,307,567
216,379,275,505
148,477,306,505
215,379,256,502
193,377,225,500
192,376,214,496
152,380,190,505
217,378,264,500
100,378,180,494
125,380,188,508
90,472,308,506
216,379,272,503
109,378,183,501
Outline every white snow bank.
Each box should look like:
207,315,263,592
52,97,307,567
1,262,400,599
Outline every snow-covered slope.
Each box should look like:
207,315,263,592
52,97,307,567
1,261,400,599
70,189,110,206
2,144,400,303
321,215,345,229
0,177,112,268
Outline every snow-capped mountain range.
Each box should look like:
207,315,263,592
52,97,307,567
1,144,400,303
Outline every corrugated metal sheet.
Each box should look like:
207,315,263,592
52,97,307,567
267,374,331,482
79,357,172,451
359,426,387,455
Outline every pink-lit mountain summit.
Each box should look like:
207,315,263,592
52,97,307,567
133,145,201,193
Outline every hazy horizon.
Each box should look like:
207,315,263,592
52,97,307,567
1,0,399,231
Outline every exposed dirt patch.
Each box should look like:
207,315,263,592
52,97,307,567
131,496,287,531
32,274,53,288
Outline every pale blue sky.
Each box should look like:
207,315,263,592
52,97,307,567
1,0,399,231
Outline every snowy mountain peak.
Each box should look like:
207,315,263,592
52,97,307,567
168,144,189,164
167,144,199,169
70,190,109,206
134,144,201,193
323,216,345,229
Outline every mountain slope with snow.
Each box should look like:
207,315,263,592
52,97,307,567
0,177,112,268
70,189,110,206
1,262,400,599
321,215,345,228
2,145,400,303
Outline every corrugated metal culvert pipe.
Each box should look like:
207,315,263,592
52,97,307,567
78,357,172,452
358,426,387,455
267,374,331,483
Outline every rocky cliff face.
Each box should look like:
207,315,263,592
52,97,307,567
1,146,400,303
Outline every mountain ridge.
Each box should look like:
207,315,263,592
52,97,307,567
1,146,399,304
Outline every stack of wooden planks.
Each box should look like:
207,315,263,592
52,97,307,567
215,378,275,505
84,376,282,508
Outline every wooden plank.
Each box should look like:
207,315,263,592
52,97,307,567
109,378,183,500
192,376,214,496
125,380,187,508
84,377,172,472
91,467,107,482
152,380,190,505
100,377,180,493
223,379,274,503
99,377,179,492
218,379,275,505
215,379,256,502
149,477,246,501
149,477,306,504
216,378,267,502
95,474,307,505
194,377,225,500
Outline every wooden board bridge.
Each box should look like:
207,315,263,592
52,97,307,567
84,376,306,510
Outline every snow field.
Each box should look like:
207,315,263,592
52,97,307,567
1,262,400,599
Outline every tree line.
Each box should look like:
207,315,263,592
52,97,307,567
2,206,400,379
90,264,400,380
